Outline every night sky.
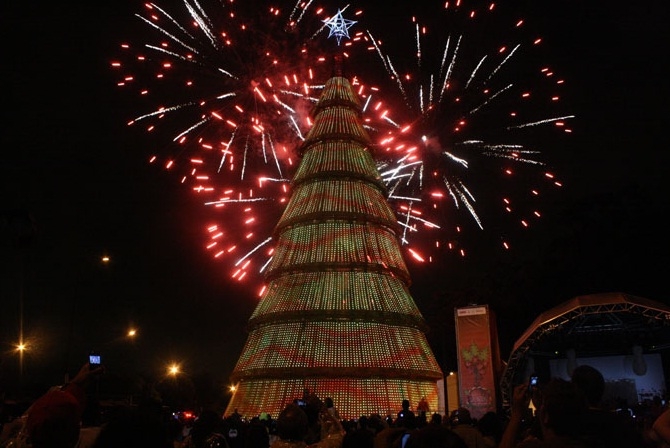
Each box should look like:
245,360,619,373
1,0,668,395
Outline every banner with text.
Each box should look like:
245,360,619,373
455,305,499,419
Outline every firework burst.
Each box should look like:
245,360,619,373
363,1,574,262
110,0,573,287
110,1,382,286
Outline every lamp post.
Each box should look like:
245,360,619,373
64,252,113,383
2,209,35,396
15,342,27,388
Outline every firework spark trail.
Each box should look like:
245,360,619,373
130,103,197,123
362,95,372,112
289,116,305,140
147,3,196,41
439,37,450,82
366,30,389,73
184,0,218,48
234,237,273,267
288,0,306,23
241,136,250,180
114,0,404,283
386,58,406,101
507,115,576,129
268,135,283,178
486,44,520,82
445,178,483,230
218,131,236,173
477,143,544,164
292,0,314,25
145,44,196,63
439,35,461,104
469,83,513,115
205,197,271,205
399,202,415,244
465,55,487,89
362,1,574,262
175,117,210,142
419,81,425,113
124,0,330,182
382,115,400,127
415,23,421,68
442,151,469,168
115,0,574,280
135,13,198,53
379,160,423,181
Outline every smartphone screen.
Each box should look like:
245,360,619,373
89,352,101,366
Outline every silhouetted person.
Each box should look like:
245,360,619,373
325,397,341,421
272,400,344,448
397,400,415,423
245,417,270,448
405,424,467,448
477,411,502,447
343,426,375,448
416,398,429,421
650,406,670,446
500,378,590,448
91,404,172,448
448,408,491,448
4,362,104,448
185,409,229,448
570,364,642,448
429,413,442,426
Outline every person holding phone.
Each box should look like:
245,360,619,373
0,360,104,448
499,378,590,448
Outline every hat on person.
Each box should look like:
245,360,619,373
25,388,84,447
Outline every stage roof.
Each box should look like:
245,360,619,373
500,292,670,407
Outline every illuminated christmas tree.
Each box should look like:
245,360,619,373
225,73,443,420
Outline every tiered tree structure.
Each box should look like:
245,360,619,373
226,74,443,420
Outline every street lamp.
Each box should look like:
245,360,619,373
168,363,180,377
15,340,27,386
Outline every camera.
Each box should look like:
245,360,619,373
89,351,101,366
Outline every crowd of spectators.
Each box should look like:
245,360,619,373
2,362,670,447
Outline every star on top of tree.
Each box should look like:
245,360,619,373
322,9,357,45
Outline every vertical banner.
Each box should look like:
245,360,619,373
455,305,499,419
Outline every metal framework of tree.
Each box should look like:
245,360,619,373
225,74,443,420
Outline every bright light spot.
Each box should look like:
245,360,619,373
408,248,425,262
